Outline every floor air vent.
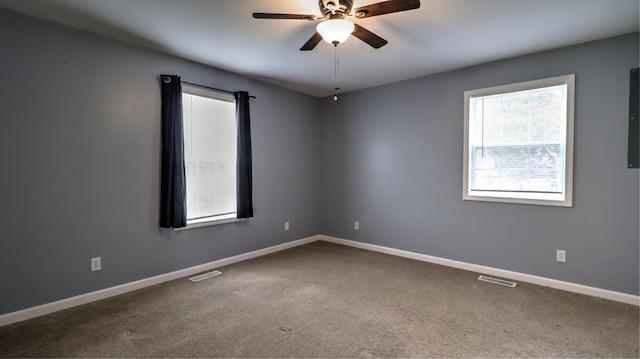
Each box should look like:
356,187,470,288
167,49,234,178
478,275,517,288
189,270,222,282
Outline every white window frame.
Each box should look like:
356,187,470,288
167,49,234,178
177,84,243,230
463,74,575,207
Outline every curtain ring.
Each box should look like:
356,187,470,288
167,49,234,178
163,76,171,83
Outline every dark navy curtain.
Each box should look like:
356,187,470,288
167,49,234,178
236,91,253,218
159,75,187,228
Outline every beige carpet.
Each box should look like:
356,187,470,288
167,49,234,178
1,241,638,358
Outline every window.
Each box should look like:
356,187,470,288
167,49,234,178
182,84,238,224
463,74,575,207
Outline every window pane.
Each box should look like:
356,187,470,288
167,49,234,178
182,93,236,220
468,84,567,194
471,144,563,192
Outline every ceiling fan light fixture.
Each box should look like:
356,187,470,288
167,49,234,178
316,19,355,45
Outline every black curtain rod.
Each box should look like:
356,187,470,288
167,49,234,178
181,81,256,99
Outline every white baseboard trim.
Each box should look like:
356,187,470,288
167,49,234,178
319,235,640,306
3,233,637,327
0,235,321,327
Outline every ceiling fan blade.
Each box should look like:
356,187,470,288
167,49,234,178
300,32,323,51
351,24,388,49
253,12,317,20
352,0,420,19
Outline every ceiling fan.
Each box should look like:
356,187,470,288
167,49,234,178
253,0,421,51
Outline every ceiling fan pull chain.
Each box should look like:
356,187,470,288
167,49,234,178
334,44,340,100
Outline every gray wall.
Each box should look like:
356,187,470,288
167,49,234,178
320,33,640,295
1,7,638,316
0,9,322,315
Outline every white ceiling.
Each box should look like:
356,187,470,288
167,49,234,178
0,0,638,97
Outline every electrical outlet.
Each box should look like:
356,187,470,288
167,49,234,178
556,250,566,263
354,221,359,230
284,221,289,231
91,257,101,271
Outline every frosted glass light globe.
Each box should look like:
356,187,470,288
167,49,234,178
317,19,355,45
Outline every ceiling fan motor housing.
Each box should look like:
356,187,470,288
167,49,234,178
319,0,353,17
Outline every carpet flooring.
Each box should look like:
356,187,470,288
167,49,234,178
1,241,638,358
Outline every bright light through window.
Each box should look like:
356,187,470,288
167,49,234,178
463,75,574,207
182,86,237,221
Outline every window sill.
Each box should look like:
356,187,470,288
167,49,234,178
464,191,572,207
174,214,247,231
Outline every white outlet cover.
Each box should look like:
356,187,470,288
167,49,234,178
91,257,101,271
